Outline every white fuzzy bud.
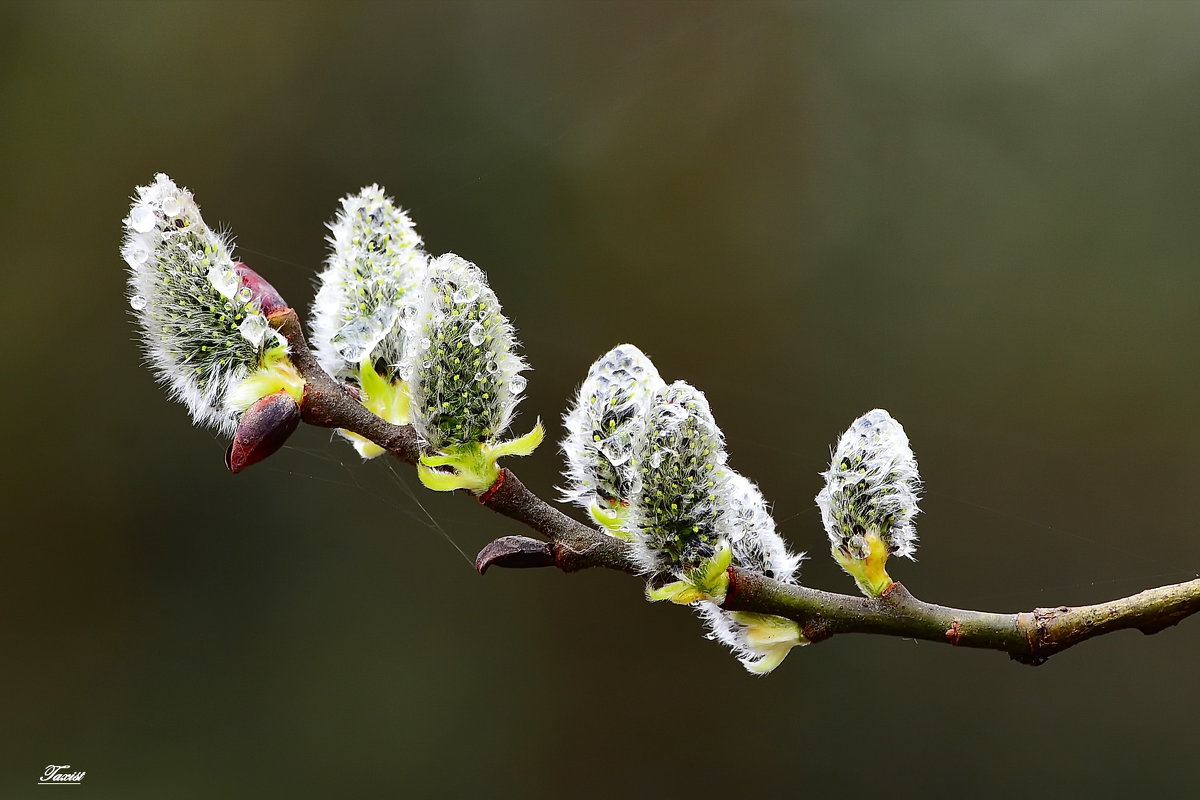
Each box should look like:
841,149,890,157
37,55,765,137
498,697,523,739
816,409,921,561
122,173,285,435
409,254,529,451
310,185,426,385
559,344,665,518
629,382,733,576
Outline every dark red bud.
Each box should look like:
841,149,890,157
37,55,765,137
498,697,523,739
233,262,289,317
475,536,556,574
225,390,301,473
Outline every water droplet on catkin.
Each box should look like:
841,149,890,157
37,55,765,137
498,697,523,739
129,205,156,233
207,265,239,299
239,314,268,346
452,284,479,304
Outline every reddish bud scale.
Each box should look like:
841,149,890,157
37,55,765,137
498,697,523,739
233,262,289,317
225,390,301,473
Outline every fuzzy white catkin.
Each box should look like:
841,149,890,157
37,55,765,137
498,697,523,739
699,473,805,673
559,344,665,511
310,185,426,385
697,604,804,675
409,253,529,451
725,473,804,582
815,408,921,560
122,173,279,435
628,381,733,576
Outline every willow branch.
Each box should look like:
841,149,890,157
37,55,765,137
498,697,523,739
270,307,1200,665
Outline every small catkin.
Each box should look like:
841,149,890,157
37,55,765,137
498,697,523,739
409,253,530,452
310,184,427,388
698,473,806,675
817,409,921,560
559,344,665,527
816,409,921,596
629,381,733,578
122,173,286,435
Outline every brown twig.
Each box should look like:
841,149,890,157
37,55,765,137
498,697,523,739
269,307,1200,665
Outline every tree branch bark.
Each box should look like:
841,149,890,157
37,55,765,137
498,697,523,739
269,307,1200,666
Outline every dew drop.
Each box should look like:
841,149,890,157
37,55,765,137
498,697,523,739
129,205,156,233
207,265,239,299
468,321,485,347
485,359,498,374
161,196,181,216
398,304,418,329
401,338,419,361
397,363,414,381
375,306,400,338
332,318,374,362
239,313,268,346
123,246,150,269
452,283,480,304
129,294,147,311
598,433,633,466
236,286,254,304
509,375,527,394
419,336,432,352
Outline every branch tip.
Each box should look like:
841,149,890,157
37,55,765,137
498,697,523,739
476,536,556,575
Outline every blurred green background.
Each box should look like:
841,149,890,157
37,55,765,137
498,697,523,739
3,0,1199,796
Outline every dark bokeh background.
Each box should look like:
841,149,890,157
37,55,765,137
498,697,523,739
3,1,1199,796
